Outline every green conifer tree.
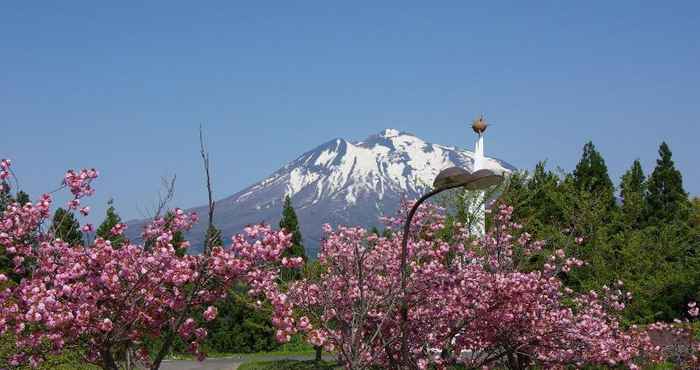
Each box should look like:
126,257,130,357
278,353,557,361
96,205,126,248
15,191,30,206
645,142,691,225
279,195,306,280
620,160,646,228
51,207,83,245
205,224,224,248
573,141,615,208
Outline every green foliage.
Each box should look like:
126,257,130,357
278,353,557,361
50,207,83,246
15,191,30,206
645,142,691,225
279,195,306,280
0,334,97,370
205,224,224,248
203,290,279,354
95,205,125,247
692,197,700,229
302,259,325,281
620,160,646,228
165,286,280,356
495,141,699,324
573,141,615,210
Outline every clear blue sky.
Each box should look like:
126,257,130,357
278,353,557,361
1,1,698,223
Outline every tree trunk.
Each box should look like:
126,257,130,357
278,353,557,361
150,330,176,370
101,348,119,370
506,351,525,370
314,345,322,361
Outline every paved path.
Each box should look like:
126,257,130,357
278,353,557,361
160,357,243,370
161,354,332,370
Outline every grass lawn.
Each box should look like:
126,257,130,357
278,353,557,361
238,360,338,370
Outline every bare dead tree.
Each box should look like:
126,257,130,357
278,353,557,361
200,124,216,255
137,175,177,220
153,175,177,219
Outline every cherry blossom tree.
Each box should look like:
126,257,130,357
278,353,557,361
0,159,299,369
286,200,696,369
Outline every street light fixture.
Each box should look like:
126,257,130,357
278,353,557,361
398,167,503,368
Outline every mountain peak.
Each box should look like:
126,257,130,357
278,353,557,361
380,128,402,137
129,129,514,256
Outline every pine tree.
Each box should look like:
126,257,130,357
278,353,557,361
573,141,615,208
205,224,224,248
645,142,690,225
96,205,126,248
51,208,83,245
15,191,30,206
279,195,306,280
0,187,30,213
620,160,646,228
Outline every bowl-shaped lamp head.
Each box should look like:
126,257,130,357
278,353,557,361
433,167,503,190
463,169,504,190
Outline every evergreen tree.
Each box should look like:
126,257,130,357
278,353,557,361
205,224,224,248
279,195,306,280
620,160,646,228
645,142,691,225
50,207,83,245
573,141,615,208
96,205,126,248
0,187,29,213
15,191,29,206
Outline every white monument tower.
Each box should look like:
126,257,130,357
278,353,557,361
471,114,488,236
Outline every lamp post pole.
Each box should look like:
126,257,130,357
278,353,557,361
398,167,503,369
398,183,467,369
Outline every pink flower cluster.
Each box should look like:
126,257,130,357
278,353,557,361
0,160,296,369
286,202,698,369
63,168,99,199
110,222,127,236
142,208,199,249
0,159,11,181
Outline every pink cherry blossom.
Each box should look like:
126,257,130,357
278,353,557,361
0,159,297,370
203,306,218,321
110,222,127,236
286,202,693,369
0,158,11,180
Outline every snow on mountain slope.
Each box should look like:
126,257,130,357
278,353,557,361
127,129,514,256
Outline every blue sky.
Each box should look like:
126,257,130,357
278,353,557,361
1,1,698,223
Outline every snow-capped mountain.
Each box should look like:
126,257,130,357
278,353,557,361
128,129,514,256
